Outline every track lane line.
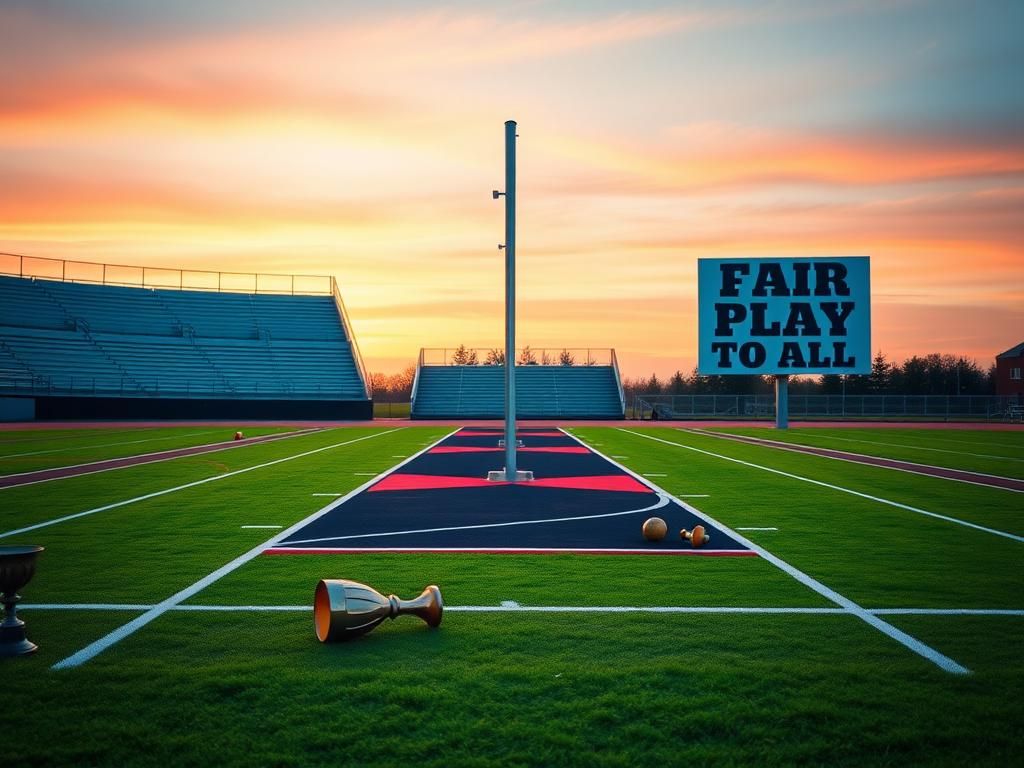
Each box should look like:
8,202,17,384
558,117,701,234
51,428,450,670
0,429,384,540
688,428,1024,492
600,428,972,675
665,430,1024,542
0,428,322,489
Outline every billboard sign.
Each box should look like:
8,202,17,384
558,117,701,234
698,257,870,375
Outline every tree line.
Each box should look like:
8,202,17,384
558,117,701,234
372,351,997,402
623,352,997,400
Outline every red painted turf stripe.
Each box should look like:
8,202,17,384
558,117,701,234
368,473,652,493
430,446,590,455
263,547,757,556
457,430,565,438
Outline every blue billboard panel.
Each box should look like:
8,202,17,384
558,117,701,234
698,257,871,375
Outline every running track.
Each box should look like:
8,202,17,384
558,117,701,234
688,429,1024,493
0,429,320,489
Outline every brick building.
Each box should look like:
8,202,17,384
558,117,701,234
995,342,1024,398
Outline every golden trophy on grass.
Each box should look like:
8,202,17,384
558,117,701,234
314,579,443,642
1,545,44,657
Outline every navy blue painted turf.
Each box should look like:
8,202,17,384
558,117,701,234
275,428,752,553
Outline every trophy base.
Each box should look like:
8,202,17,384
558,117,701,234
0,621,38,657
487,470,534,482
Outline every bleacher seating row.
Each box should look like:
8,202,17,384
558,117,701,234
0,275,367,400
412,364,623,418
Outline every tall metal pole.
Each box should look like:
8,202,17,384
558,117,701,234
503,120,518,479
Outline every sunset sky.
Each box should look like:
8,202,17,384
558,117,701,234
1,0,1021,378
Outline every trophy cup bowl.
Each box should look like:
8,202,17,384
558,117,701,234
0,545,44,657
314,579,443,643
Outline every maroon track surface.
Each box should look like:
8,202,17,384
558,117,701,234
0,429,320,489
690,429,1024,492
2,418,1023,431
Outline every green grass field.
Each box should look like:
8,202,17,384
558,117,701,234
2,424,1022,766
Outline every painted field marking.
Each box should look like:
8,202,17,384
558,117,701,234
277,495,672,547
241,525,283,529
51,428,452,670
392,455,406,458
737,527,779,531
23,603,1024,617
690,429,1024,493
311,493,342,497
0,429,223,459
0,429,399,541
604,429,972,675
678,494,710,498
612,455,629,459
664,430,1024,542
353,472,378,476
787,433,1024,463
643,473,668,477
0,428,323,489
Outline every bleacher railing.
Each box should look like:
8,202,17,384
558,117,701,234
0,252,333,295
0,374,361,400
634,393,1020,420
331,280,372,398
420,348,614,366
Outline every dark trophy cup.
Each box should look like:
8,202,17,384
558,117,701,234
0,545,44,657
314,579,443,642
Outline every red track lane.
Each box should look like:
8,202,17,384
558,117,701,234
3,419,1023,432
0,429,321,489
692,430,1024,492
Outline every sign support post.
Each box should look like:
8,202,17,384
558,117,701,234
775,374,789,429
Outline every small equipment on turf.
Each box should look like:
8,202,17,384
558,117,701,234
0,545,44,657
314,579,443,642
234,431,243,441
681,525,710,547
642,517,668,542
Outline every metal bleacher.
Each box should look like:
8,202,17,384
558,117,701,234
0,270,370,403
411,348,625,419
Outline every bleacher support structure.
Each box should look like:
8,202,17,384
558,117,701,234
0,260,372,420
410,348,625,419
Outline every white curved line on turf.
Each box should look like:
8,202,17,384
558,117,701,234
673,430,1024,541
603,429,973,675
0,428,323,489
22,604,1024,617
0,429,224,459
0,429,395,541
50,428,454,670
276,494,671,546
689,428,1024,490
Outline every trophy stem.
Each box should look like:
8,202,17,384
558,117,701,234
394,585,443,628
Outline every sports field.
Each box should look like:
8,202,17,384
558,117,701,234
2,423,1022,766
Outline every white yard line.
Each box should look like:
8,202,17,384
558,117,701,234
0,430,395,541
0,429,224,459
51,428,450,671
240,525,283,529
0,428,322,489
22,603,1024,617
277,495,671,547
650,430,1024,543
311,493,342,497
737,527,779,531
596,429,973,675
688,429,1024,492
